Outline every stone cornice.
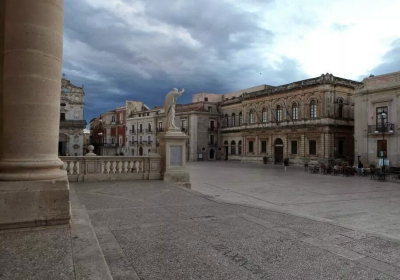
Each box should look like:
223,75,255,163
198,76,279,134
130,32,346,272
242,74,362,101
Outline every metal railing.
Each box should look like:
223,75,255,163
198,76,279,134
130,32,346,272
368,123,395,134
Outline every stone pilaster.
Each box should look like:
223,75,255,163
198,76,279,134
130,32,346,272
0,0,70,229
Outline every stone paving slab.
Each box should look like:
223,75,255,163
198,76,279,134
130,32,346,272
73,181,400,280
188,161,400,240
0,226,74,280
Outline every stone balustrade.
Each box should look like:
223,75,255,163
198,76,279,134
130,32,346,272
59,155,161,182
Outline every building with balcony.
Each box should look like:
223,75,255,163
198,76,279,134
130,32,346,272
219,74,362,164
59,78,87,156
354,71,400,167
126,105,158,156
90,101,145,155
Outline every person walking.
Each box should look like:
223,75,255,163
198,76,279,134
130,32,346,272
358,161,364,176
284,158,289,171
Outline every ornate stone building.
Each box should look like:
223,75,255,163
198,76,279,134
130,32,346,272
354,71,400,167
220,74,362,164
59,78,87,156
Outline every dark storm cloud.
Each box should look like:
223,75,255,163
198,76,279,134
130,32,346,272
368,38,400,76
63,0,308,123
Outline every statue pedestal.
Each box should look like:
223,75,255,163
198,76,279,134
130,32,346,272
159,128,191,188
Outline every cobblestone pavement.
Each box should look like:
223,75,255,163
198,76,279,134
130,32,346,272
73,180,400,280
188,161,400,241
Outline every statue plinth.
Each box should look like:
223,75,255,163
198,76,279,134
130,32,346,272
159,129,191,188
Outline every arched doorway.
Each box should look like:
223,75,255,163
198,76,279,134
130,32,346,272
274,138,284,164
209,149,215,160
139,147,143,156
224,141,229,160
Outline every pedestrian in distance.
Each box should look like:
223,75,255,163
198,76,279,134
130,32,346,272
283,158,289,171
358,160,364,176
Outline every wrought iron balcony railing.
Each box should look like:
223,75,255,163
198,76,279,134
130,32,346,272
368,123,395,134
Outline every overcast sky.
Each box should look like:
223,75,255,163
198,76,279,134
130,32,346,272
63,0,400,123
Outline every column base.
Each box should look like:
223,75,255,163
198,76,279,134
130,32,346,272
0,179,70,230
163,170,191,189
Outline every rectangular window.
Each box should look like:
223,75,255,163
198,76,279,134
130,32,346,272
309,140,317,155
208,107,212,113
181,119,186,129
60,113,66,121
131,125,135,133
158,122,163,130
210,120,215,130
210,135,214,144
148,123,152,132
249,141,254,153
139,124,143,132
148,136,151,142
376,106,388,126
139,136,142,144
377,140,387,157
291,141,298,154
205,97,208,101
261,141,267,153
293,106,298,120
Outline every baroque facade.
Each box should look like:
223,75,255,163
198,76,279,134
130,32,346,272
59,78,87,156
219,74,362,164
354,71,400,167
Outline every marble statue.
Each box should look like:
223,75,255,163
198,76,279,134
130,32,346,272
164,88,185,131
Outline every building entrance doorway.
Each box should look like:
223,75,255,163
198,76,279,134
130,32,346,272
274,138,284,164
58,133,68,156
224,141,229,160
209,149,215,160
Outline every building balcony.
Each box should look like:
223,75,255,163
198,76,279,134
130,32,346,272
208,127,217,132
137,130,144,134
129,130,136,134
60,120,87,129
146,129,154,134
368,123,395,134
157,128,164,132
208,142,217,146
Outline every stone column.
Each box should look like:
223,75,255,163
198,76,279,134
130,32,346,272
0,0,70,229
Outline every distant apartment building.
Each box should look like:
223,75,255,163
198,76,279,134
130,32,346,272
59,78,87,156
354,71,400,167
90,101,147,156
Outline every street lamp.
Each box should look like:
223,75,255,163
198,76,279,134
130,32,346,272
381,110,387,172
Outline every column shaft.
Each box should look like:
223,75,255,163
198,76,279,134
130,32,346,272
0,0,66,181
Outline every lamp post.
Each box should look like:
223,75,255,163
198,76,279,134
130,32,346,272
381,110,387,172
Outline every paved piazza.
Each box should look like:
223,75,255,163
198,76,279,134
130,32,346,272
188,161,400,241
3,179,400,279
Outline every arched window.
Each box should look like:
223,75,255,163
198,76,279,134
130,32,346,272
239,112,243,126
131,149,135,156
231,113,236,127
238,140,242,155
292,102,298,120
276,105,282,122
224,141,229,146
262,108,267,123
338,99,344,119
224,114,229,127
310,100,317,118
249,109,255,124
231,141,236,155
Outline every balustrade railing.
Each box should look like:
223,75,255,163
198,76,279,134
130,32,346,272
60,155,161,182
